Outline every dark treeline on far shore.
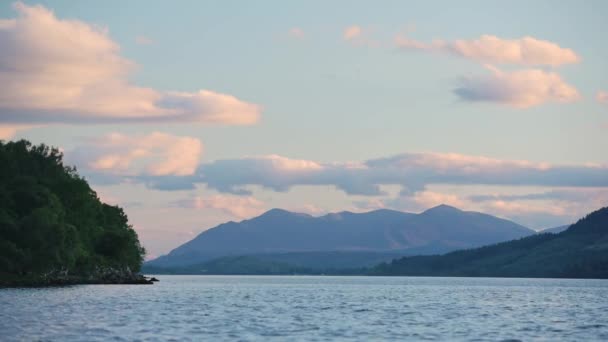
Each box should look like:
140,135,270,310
371,206,608,278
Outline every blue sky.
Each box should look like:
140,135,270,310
1,1,607,257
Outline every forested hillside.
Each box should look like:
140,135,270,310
0,140,147,285
372,207,608,279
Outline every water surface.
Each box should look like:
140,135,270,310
1,276,607,341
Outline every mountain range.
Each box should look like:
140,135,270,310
146,204,534,270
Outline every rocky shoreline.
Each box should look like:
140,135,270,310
0,267,159,287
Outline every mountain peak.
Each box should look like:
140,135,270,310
257,208,314,220
260,208,294,217
422,204,462,214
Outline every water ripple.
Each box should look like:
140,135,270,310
0,276,607,341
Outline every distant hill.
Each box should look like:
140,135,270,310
146,204,533,270
144,251,407,275
372,207,608,279
540,225,571,234
144,255,312,275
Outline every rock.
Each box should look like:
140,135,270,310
1,267,155,287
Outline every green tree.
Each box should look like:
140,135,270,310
0,139,146,281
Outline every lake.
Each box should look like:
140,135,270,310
1,275,607,341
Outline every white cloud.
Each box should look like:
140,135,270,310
172,195,266,219
70,132,203,176
454,65,580,108
396,34,580,66
0,2,260,127
597,90,608,104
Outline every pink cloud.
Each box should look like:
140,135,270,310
343,25,362,40
596,90,608,104
174,195,266,219
261,154,323,171
454,65,580,108
343,25,378,47
411,191,467,209
482,200,567,217
71,132,203,176
0,124,35,139
0,2,261,127
396,34,580,66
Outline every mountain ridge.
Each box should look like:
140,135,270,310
147,204,534,269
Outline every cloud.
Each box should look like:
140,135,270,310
0,2,261,127
355,190,467,213
74,150,608,227
394,33,580,108
355,187,608,228
197,154,328,195
172,195,266,219
395,34,580,66
597,90,608,104
343,25,362,40
410,191,467,209
480,200,568,219
288,27,305,39
0,124,35,139
69,132,203,176
469,188,608,204
472,188,608,220
76,151,608,196
198,154,381,195
287,204,328,216
483,200,566,216
189,152,608,196
465,188,608,227
454,65,580,107
343,25,378,47
352,198,386,211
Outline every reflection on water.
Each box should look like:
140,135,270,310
1,276,607,341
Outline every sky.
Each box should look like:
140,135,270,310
1,1,607,258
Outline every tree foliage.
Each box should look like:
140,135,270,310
0,140,145,278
